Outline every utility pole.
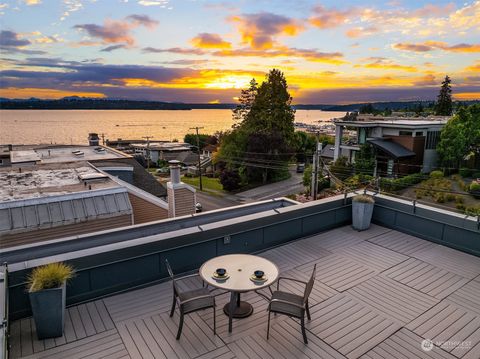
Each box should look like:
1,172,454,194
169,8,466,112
311,133,319,200
189,126,204,191
142,136,152,171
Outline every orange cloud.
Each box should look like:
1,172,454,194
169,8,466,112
190,33,231,49
454,92,480,100
309,5,357,29
355,57,418,72
0,87,105,99
465,61,480,72
345,26,378,38
393,41,480,53
212,47,345,64
229,12,303,50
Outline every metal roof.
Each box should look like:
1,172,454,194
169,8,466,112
0,187,132,234
368,139,416,159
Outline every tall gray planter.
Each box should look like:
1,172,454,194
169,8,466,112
29,283,66,339
352,200,374,231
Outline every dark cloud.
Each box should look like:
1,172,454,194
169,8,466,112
0,30,31,47
229,12,303,49
125,14,159,28
142,47,207,55
101,44,128,52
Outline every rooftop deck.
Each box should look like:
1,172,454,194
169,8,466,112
9,224,480,359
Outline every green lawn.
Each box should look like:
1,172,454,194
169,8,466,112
181,176,224,193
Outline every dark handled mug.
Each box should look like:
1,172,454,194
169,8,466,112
254,270,264,279
216,268,226,277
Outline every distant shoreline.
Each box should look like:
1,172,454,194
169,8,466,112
1,98,478,112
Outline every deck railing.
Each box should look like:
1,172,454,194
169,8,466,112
0,263,9,359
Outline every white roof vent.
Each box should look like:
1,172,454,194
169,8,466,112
78,173,109,182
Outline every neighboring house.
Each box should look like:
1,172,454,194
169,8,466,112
333,115,449,175
131,142,194,164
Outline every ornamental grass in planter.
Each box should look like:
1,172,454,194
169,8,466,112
27,262,75,339
352,194,375,231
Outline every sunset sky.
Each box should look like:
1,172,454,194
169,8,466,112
0,0,479,104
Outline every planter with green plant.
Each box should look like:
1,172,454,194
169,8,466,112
469,181,480,199
27,262,74,339
352,194,375,231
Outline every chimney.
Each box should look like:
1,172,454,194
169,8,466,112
167,160,196,218
88,133,100,146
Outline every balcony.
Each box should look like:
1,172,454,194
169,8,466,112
2,193,480,358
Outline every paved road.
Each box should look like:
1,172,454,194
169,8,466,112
233,169,304,202
195,191,239,212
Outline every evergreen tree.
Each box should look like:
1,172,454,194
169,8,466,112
218,69,295,186
435,75,453,116
232,79,258,125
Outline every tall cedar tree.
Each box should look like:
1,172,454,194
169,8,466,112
435,75,453,116
219,69,295,185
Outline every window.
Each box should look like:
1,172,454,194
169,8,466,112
426,131,441,149
415,131,424,136
399,131,412,136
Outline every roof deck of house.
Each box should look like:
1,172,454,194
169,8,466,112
8,224,480,359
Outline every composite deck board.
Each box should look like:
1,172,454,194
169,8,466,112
259,239,331,271
367,229,436,256
296,254,377,291
407,300,480,358
384,258,470,299
19,329,128,359
413,245,480,279
305,293,401,358
361,328,457,359
10,299,114,358
9,224,480,359
346,275,439,324
336,241,409,271
445,279,480,316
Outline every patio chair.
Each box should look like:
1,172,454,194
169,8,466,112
266,264,316,344
165,259,216,340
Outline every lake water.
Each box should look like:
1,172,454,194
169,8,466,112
0,109,345,145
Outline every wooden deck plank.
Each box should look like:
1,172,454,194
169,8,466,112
296,254,377,292
360,328,457,359
366,230,435,256
336,241,409,272
305,293,401,358
413,245,480,279
445,280,480,316
407,300,480,358
346,276,439,324
384,258,470,299
19,329,124,359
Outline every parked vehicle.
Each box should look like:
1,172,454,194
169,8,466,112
296,163,305,173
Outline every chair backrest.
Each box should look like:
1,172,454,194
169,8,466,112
165,259,175,279
303,264,316,304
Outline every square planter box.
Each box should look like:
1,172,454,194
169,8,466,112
29,284,66,339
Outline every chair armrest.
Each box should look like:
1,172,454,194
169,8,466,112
269,298,305,310
174,273,201,281
180,294,214,305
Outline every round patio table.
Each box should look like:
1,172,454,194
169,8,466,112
200,254,279,333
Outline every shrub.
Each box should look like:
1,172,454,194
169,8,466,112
465,206,480,216
330,156,352,181
219,170,241,191
455,195,464,204
459,167,473,177
352,194,375,204
456,203,465,211
472,172,480,179
27,262,75,292
435,194,445,203
445,193,455,202
470,182,480,191
379,172,424,192
430,170,444,178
